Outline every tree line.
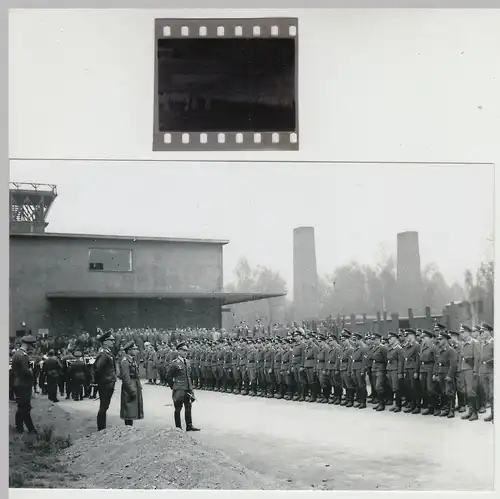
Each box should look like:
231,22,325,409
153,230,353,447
225,256,494,325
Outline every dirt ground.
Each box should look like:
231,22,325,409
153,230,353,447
61,382,495,491
8,392,291,490
10,383,495,490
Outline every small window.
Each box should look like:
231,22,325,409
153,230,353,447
88,248,132,272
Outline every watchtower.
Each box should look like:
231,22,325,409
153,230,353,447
10,182,58,233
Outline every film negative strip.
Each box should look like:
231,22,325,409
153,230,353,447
153,18,298,151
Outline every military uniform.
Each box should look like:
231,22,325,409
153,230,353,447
231,342,242,394
120,342,144,426
246,342,258,396
304,339,319,402
479,323,494,422
61,351,75,399
402,330,421,413
386,333,405,412
315,339,329,403
350,333,368,409
42,353,62,402
263,341,275,397
94,331,117,431
460,334,481,421
273,340,284,399
222,343,233,393
11,336,37,433
339,332,355,407
68,352,88,401
238,342,248,394
280,339,293,400
370,334,388,411
433,332,457,418
419,331,437,415
291,336,305,401
166,342,200,432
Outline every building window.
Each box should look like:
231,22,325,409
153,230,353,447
88,248,133,272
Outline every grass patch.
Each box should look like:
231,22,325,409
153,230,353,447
22,425,73,454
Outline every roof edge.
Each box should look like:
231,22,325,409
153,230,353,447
10,231,229,245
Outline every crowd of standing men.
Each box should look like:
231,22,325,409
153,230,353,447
141,321,494,423
9,319,494,435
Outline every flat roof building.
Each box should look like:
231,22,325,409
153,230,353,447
9,184,285,337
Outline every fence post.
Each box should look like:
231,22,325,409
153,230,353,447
362,313,367,325
382,311,388,335
376,311,382,334
408,308,414,327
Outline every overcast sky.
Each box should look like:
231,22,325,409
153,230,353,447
10,161,494,295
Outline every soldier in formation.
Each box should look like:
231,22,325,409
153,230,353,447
138,322,491,423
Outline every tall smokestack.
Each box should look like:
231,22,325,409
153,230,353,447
397,231,424,315
293,226,319,322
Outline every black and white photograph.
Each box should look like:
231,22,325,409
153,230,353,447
7,6,498,495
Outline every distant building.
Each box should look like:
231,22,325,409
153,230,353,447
9,183,285,336
396,231,424,316
293,226,319,322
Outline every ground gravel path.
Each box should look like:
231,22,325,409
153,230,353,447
61,425,294,489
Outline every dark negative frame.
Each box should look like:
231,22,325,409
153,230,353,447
153,18,299,151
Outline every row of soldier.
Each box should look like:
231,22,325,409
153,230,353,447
140,322,494,422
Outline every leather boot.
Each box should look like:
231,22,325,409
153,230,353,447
462,396,476,420
376,402,385,412
404,403,415,413
484,406,494,422
439,396,449,417
447,400,455,418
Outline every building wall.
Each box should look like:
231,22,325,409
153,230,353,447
9,235,223,335
9,9,499,164
49,298,222,334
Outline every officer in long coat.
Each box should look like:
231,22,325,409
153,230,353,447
166,342,201,432
120,341,144,426
11,335,38,434
94,331,117,431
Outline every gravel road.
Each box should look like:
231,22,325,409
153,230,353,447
61,382,494,490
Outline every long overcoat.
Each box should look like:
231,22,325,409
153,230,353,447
120,354,144,420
